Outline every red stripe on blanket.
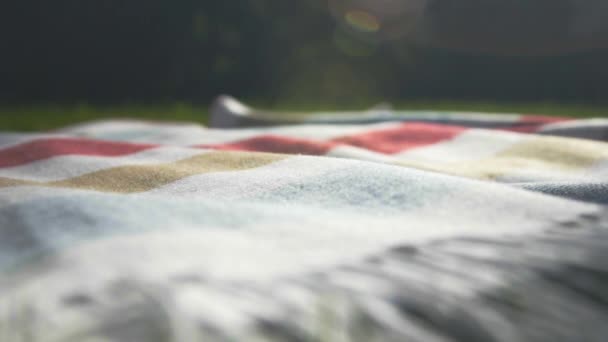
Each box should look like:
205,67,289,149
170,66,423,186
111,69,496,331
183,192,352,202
503,115,572,133
199,135,336,155
201,123,467,155
0,138,157,168
332,123,467,154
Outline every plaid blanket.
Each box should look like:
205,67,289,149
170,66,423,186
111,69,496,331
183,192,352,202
1,97,608,341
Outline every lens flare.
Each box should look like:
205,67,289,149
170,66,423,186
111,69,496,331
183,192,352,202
329,0,428,41
333,28,376,56
345,10,380,33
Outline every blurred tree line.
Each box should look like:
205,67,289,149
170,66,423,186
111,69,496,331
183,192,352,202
1,0,607,105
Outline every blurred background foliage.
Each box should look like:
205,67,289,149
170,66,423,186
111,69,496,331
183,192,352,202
1,0,607,127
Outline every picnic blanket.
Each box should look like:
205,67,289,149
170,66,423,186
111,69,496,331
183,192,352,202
1,96,608,341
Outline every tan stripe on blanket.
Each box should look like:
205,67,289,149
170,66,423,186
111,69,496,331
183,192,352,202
394,136,608,180
0,151,285,193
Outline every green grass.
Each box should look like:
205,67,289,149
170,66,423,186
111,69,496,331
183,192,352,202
0,104,208,132
1,101,607,132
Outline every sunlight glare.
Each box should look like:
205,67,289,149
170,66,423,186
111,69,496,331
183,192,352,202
345,10,381,33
